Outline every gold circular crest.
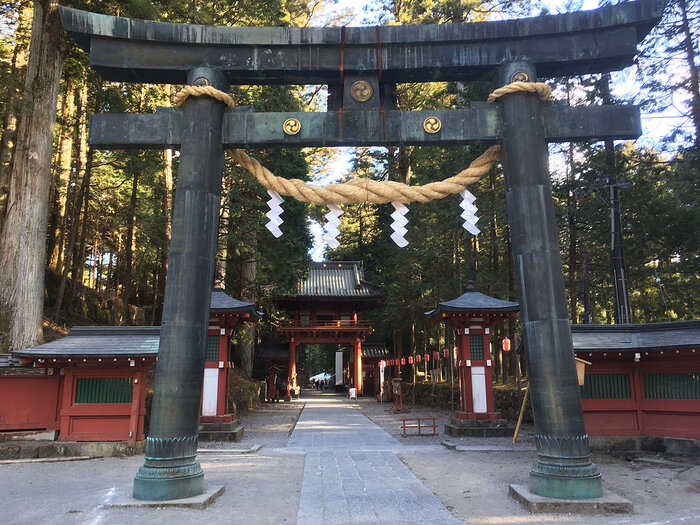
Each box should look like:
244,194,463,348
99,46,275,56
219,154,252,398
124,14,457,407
192,76,211,87
350,80,374,103
511,71,531,83
283,118,302,136
423,116,442,134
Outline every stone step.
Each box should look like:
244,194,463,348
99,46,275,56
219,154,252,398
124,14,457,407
198,425,244,442
198,420,241,433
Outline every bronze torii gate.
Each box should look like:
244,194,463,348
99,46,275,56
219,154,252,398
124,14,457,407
58,0,663,502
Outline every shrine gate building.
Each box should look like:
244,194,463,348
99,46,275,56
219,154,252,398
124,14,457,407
277,261,381,396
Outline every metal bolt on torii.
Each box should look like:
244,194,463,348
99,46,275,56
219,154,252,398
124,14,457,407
56,0,664,502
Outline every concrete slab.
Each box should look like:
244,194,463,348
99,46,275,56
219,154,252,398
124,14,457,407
509,484,633,514
105,485,225,510
441,440,535,452
196,444,261,454
0,455,94,465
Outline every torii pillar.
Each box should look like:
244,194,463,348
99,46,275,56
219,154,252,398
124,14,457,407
496,61,602,499
132,67,229,500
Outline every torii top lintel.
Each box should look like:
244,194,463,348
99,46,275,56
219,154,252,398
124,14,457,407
59,1,663,86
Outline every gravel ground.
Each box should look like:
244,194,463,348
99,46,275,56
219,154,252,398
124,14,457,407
2,390,699,524
350,393,537,449
198,398,305,451
352,392,700,524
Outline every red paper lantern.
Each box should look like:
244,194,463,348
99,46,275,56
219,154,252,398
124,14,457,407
434,351,440,361
416,355,421,363
408,356,413,364
401,358,406,365
424,353,429,363
502,337,512,352
443,348,449,358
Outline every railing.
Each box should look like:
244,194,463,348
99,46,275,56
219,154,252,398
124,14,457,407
283,320,372,328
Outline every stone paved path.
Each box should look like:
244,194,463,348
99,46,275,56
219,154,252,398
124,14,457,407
290,392,461,524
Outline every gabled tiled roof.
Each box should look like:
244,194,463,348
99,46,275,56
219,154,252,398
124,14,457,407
13,326,160,358
211,288,263,317
425,281,519,317
571,320,700,352
14,289,261,359
294,262,381,298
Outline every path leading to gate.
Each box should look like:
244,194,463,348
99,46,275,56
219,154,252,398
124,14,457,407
289,392,460,524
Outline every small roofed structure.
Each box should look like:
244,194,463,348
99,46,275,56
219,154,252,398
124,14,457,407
570,320,700,444
5,289,261,445
276,261,381,397
427,281,519,436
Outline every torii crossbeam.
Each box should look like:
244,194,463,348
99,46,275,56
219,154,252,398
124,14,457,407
58,0,663,502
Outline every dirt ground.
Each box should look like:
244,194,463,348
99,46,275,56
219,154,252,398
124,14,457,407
2,391,699,524
352,394,700,524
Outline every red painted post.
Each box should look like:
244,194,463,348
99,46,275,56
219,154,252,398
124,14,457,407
217,328,228,416
128,368,143,447
354,338,363,395
288,340,297,398
457,329,475,417
483,330,497,418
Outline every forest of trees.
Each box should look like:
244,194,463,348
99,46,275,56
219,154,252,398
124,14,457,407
0,0,697,381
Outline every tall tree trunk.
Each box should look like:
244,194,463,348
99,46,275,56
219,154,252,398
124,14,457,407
397,146,411,184
121,168,139,324
68,152,92,312
488,167,499,295
215,173,229,287
53,148,93,318
0,1,67,350
155,147,173,324
678,0,700,153
567,141,579,323
0,3,32,231
238,234,257,376
49,80,76,270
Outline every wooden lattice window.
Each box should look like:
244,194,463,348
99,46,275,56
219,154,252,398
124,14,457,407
580,373,631,399
75,377,133,404
644,373,700,400
469,334,484,360
205,335,220,362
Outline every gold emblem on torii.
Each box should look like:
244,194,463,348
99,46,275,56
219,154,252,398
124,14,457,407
350,80,373,103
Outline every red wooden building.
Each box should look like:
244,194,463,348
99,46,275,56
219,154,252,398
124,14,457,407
275,261,381,396
426,281,519,431
572,320,700,444
1,289,260,446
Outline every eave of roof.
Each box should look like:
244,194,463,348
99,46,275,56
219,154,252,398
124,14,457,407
210,288,263,317
571,320,700,352
13,326,161,358
286,261,382,299
426,281,519,318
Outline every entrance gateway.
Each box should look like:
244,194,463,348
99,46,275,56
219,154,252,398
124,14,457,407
57,0,664,502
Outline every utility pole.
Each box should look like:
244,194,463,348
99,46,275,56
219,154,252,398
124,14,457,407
601,74,632,324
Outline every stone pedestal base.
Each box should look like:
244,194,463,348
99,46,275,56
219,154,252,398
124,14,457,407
509,484,632,514
111,485,224,509
133,462,204,501
198,420,244,442
445,418,514,437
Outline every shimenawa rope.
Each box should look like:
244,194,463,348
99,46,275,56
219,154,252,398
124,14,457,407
173,81,551,205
